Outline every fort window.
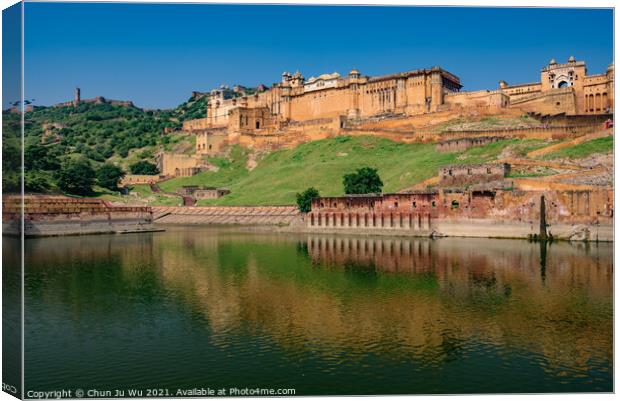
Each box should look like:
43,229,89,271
412,201,417,208
256,121,260,129
556,102,560,106
448,169,453,176
333,203,337,208
431,201,436,208
487,168,491,174
467,169,472,175
394,202,398,208
557,81,568,88
451,200,460,209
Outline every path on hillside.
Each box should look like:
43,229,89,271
497,157,587,171
525,129,612,158
149,182,194,206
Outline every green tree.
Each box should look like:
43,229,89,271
25,172,51,193
55,158,96,196
129,160,159,175
295,187,320,213
343,167,383,194
97,163,125,191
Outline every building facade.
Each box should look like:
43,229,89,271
186,57,613,139
499,56,614,115
203,67,463,131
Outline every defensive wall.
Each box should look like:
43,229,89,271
341,123,601,144
436,136,502,152
120,174,163,186
439,163,510,186
306,187,613,241
2,195,157,237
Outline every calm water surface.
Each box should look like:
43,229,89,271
13,227,613,394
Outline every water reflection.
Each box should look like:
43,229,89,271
22,228,612,394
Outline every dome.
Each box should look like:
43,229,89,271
568,55,576,63
349,68,360,76
549,58,557,65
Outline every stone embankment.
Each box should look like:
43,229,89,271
2,195,158,237
152,205,301,226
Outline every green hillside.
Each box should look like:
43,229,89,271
157,136,547,205
542,136,613,160
11,99,198,193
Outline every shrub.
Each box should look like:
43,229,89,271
343,167,383,194
129,160,159,175
295,187,320,213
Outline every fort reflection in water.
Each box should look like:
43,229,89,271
19,227,612,394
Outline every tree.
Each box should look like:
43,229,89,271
55,158,96,196
97,163,125,191
129,160,159,175
25,172,51,193
296,187,319,213
343,167,383,194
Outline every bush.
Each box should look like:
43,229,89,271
55,158,96,195
25,172,51,193
343,167,383,194
129,160,159,175
97,163,125,191
295,187,319,213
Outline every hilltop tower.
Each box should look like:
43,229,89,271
73,87,81,106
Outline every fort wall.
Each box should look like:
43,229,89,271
307,187,612,240
2,196,157,237
120,174,162,186
435,136,501,152
439,163,509,186
159,153,202,177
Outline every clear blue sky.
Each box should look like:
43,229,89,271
22,3,613,109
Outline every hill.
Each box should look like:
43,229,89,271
8,98,200,193
155,136,549,205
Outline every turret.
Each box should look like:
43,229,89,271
430,68,443,111
73,87,81,106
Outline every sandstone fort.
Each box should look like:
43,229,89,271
147,56,614,177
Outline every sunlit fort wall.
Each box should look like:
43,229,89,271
180,56,613,139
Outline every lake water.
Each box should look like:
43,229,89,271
9,227,613,395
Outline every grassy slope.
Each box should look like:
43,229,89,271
158,136,547,206
542,136,613,160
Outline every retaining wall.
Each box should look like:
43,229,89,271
2,195,156,237
152,205,301,226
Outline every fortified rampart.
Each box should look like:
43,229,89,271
179,56,612,148
307,187,613,241
2,195,156,237
435,136,501,152
439,163,510,186
159,153,204,177
120,174,162,186
343,123,600,144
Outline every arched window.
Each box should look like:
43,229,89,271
557,81,568,88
